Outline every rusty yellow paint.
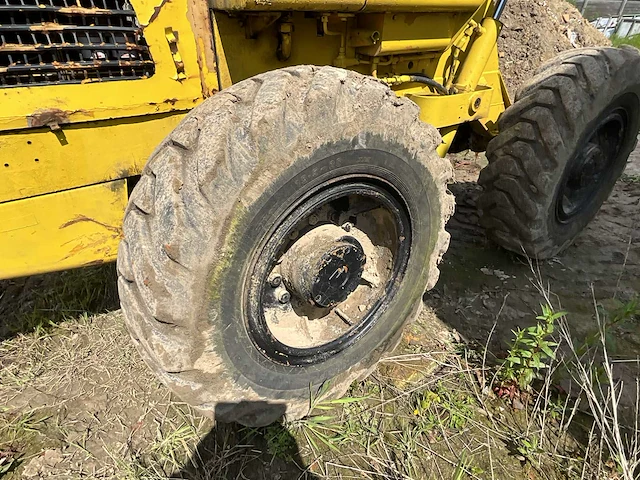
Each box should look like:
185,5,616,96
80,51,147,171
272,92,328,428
212,2,508,152
213,11,342,84
453,16,501,92
0,180,127,280
0,0,218,132
0,113,185,203
437,126,459,157
0,0,511,279
210,0,485,12
474,43,512,134
408,86,493,129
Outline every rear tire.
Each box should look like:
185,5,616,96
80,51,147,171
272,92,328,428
479,47,640,258
117,66,453,426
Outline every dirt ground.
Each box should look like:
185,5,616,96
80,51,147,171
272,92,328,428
628,140,640,176
429,149,640,395
499,0,610,95
1,152,637,479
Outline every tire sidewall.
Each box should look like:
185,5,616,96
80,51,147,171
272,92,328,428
546,83,640,248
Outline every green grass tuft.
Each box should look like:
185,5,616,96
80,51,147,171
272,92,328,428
611,34,640,49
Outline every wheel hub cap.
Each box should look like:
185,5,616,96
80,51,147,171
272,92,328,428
280,224,366,308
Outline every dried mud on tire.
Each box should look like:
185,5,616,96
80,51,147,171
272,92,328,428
118,65,453,426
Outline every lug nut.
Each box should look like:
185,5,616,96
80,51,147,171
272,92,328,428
278,291,291,304
309,214,319,226
269,275,282,288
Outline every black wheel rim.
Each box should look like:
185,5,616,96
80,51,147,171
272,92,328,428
245,176,412,366
556,105,630,223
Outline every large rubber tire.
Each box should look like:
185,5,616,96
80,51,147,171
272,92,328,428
478,46,640,258
117,66,453,426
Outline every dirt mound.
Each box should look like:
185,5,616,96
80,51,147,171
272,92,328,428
499,0,610,95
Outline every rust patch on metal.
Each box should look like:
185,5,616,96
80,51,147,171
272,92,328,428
148,98,178,107
27,108,70,130
82,259,106,267
27,22,70,32
59,215,121,235
144,0,171,26
58,6,113,14
61,236,117,261
0,44,40,52
186,0,217,97
114,167,137,181
27,108,93,129
1,43,136,53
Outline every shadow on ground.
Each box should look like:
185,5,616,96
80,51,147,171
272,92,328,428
424,178,639,352
0,264,119,341
175,403,318,480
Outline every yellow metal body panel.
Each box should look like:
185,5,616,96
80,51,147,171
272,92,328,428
0,0,511,279
453,16,501,92
0,0,217,132
0,180,127,280
409,86,492,129
0,114,185,203
213,2,509,140
210,0,485,12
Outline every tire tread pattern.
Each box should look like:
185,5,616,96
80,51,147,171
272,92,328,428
118,66,454,424
479,47,640,258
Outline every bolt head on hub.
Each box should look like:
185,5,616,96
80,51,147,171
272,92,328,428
278,291,291,304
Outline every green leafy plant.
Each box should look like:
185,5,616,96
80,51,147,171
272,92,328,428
499,304,563,392
515,435,543,460
263,423,299,461
452,451,483,480
413,382,475,431
579,298,639,357
288,382,368,454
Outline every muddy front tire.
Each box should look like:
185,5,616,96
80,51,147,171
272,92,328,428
117,66,453,426
479,47,640,258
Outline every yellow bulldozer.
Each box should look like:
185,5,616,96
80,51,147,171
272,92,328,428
1,0,639,426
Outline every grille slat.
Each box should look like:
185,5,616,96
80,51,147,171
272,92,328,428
2,59,154,71
0,0,154,87
0,5,135,14
1,43,145,51
0,25,141,32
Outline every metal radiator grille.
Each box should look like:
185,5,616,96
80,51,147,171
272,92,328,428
0,0,154,87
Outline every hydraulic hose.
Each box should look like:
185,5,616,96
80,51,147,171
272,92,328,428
380,74,449,95
493,0,508,19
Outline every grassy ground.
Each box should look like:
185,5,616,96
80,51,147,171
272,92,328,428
0,264,638,479
1,164,639,478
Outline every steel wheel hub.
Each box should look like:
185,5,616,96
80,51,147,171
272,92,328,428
245,180,412,365
557,109,628,223
280,225,367,308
